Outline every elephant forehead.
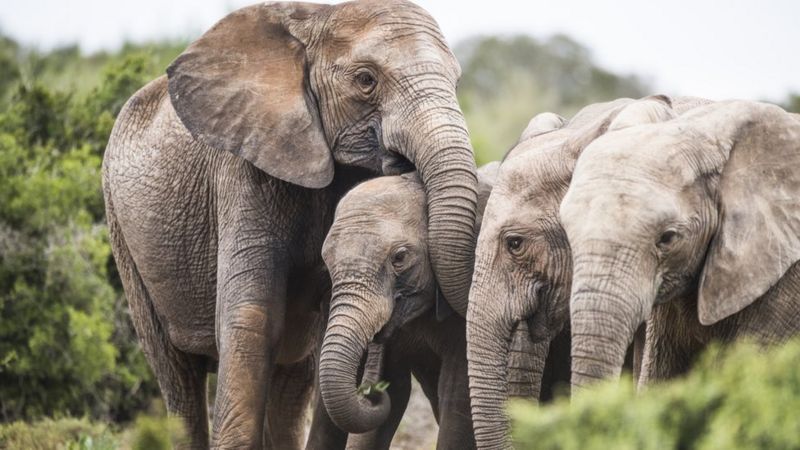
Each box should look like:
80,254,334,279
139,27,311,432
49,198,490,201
338,176,426,216
325,1,458,77
498,147,572,207
577,123,710,190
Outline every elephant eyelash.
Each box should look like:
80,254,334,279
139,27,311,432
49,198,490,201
504,234,526,256
656,229,683,253
352,68,379,95
390,246,410,271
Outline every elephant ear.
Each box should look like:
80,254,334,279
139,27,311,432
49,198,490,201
607,95,675,131
475,161,500,232
565,96,674,158
520,112,567,141
696,101,800,325
167,3,334,189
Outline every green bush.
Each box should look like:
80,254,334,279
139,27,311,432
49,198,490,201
511,339,800,450
129,412,185,450
784,93,800,113
0,44,161,422
0,403,183,450
0,417,118,450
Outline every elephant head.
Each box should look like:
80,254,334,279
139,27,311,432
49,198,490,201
465,96,694,448
319,164,498,433
166,0,478,316
560,100,800,387
466,99,642,448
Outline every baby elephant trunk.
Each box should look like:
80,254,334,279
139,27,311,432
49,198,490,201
319,290,392,433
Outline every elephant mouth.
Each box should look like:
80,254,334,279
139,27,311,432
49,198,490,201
381,149,415,175
375,292,431,343
524,313,550,345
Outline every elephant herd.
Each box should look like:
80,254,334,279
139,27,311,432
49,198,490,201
101,1,800,449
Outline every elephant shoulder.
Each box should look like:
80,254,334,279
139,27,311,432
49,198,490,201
113,75,170,136
105,75,205,170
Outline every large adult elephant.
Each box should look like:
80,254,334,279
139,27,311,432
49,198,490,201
560,100,800,388
466,96,712,449
102,1,478,448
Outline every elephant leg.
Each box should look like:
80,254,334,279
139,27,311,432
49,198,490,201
212,244,288,449
410,352,441,421
107,208,209,449
305,387,348,450
347,357,412,450
212,292,285,448
540,327,572,403
306,297,348,450
133,312,209,450
435,352,475,450
264,354,316,449
159,353,209,450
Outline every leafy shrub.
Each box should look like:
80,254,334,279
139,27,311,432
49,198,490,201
0,48,160,422
511,339,800,450
0,417,118,450
0,403,183,450
128,403,185,450
784,93,800,113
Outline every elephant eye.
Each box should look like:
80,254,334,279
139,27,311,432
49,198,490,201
355,70,377,94
505,235,524,255
657,229,681,250
391,246,409,269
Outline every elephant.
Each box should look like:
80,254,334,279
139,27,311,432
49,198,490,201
560,99,800,388
465,95,713,449
102,1,479,448
317,162,499,449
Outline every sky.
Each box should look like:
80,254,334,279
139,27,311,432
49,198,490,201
1,0,798,102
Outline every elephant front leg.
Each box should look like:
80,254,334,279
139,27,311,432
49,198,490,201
264,354,316,449
212,263,287,449
436,352,476,450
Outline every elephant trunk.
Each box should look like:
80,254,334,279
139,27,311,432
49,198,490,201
319,287,391,433
467,273,547,450
569,254,648,388
467,309,512,450
391,89,478,316
507,322,547,399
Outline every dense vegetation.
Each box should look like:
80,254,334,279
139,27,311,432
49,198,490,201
0,27,797,448
0,41,175,422
511,339,800,450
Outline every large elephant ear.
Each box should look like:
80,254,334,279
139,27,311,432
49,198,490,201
520,112,567,141
475,161,500,233
696,101,800,325
167,3,334,189
607,95,675,131
565,96,673,158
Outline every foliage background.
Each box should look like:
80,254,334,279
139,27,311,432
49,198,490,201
511,339,800,450
0,27,797,448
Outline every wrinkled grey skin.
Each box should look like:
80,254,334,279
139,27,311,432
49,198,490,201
318,164,498,448
466,95,712,449
561,99,800,388
102,1,478,448
465,98,641,449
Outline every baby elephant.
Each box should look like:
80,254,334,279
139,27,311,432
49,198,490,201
317,164,498,450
